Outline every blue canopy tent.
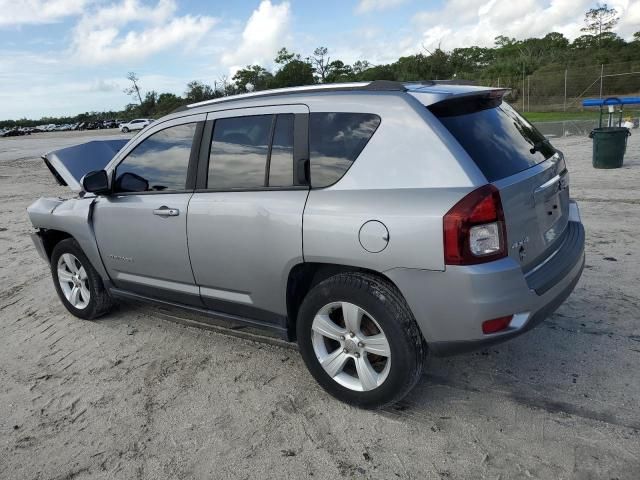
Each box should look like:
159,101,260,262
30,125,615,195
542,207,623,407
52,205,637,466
582,97,639,128
582,97,640,107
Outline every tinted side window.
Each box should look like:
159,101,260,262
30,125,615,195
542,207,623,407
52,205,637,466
208,115,272,189
309,112,380,188
114,122,196,192
268,114,294,187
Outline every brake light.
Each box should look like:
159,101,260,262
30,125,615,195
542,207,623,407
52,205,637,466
444,184,507,265
482,315,513,334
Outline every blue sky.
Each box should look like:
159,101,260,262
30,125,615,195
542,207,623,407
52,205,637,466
1,0,638,120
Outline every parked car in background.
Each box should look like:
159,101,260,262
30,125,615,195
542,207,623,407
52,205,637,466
27,81,585,408
1,128,26,137
103,119,118,129
85,121,102,130
120,118,152,133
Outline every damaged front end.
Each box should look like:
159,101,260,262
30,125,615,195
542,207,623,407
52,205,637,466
41,139,127,191
27,139,128,277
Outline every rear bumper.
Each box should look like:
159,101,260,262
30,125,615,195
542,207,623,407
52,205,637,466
385,219,585,356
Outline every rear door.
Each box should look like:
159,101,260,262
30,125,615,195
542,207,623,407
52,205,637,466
187,105,310,325
93,115,204,305
430,96,570,270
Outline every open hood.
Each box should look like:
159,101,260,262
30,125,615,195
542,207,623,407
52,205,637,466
42,139,128,191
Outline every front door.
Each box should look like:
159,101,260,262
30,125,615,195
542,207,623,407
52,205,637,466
187,106,310,325
93,116,203,305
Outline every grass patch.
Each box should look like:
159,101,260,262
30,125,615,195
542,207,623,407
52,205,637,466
524,110,640,123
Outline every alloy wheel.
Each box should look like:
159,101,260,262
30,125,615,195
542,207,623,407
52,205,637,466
311,301,391,392
57,253,90,310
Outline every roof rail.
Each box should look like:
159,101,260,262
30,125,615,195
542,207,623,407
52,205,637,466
186,80,427,109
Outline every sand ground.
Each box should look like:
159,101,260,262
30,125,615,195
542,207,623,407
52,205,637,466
1,129,639,479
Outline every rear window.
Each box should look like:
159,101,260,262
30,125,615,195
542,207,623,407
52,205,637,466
430,97,555,182
309,112,381,188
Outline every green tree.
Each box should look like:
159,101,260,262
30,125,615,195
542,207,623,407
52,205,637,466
494,35,517,47
273,47,314,87
123,72,143,105
311,46,331,82
357,64,396,81
184,81,215,103
352,60,371,76
581,4,619,46
324,60,354,83
232,65,273,92
155,93,184,116
273,59,315,87
274,47,297,65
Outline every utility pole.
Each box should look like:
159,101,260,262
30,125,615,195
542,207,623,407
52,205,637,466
522,63,525,111
527,76,530,112
564,68,568,112
599,64,604,98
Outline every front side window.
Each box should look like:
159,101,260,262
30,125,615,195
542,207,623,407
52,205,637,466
114,122,196,192
309,112,381,188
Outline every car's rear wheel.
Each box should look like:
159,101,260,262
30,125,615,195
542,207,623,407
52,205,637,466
51,239,115,320
297,272,424,408
121,126,129,133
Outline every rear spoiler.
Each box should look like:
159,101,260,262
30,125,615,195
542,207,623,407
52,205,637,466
427,89,511,117
409,86,511,109
42,139,128,191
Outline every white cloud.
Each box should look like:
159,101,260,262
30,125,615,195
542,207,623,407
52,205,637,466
71,0,217,64
0,0,87,26
412,0,640,51
221,1,291,74
355,0,407,14
615,0,640,39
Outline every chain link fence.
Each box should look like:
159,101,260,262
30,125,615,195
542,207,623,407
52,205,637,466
467,59,640,113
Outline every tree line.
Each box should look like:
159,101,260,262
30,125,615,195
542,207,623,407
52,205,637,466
2,4,638,128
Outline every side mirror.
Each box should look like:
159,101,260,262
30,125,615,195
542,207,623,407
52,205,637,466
82,170,110,195
116,172,149,192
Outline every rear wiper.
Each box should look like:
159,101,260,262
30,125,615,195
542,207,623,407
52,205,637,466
529,139,551,154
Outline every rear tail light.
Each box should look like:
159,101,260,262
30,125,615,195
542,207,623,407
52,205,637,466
482,315,513,334
444,184,507,265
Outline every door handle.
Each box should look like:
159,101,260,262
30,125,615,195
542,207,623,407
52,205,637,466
153,206,179,217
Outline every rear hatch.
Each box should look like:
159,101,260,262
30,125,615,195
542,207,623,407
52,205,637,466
429,93,570,271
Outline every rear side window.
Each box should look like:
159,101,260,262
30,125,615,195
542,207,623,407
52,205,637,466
207,113,297,189
208,115,272,189
268,114,294,187
114,122,196,192
430,98,555,182
309,112,381,187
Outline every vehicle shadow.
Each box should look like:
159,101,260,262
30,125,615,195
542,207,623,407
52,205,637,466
382,294,640,431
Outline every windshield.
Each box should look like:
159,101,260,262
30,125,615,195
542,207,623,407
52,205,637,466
430,97,555,182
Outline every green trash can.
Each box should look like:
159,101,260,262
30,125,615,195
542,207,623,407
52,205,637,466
589,127,631,169
589,97,631,169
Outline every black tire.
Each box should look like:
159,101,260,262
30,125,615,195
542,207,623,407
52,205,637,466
297,272,425,408
50,238,115,320
122,127,129,133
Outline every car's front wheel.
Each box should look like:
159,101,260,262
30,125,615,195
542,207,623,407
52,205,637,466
51,239,115,320
297,272,425,408
121,126,129,133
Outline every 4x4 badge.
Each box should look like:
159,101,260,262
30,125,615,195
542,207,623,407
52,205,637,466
511,237,529,262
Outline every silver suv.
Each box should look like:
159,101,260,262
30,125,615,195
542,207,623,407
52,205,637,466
28,81,585,408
